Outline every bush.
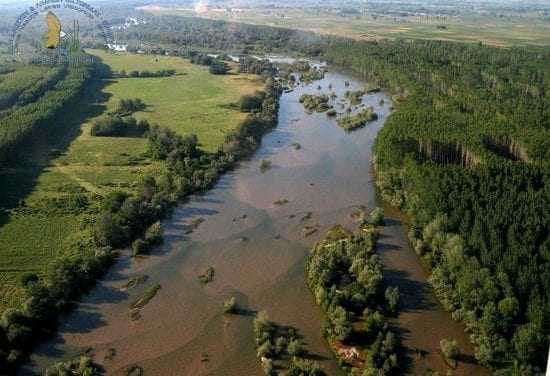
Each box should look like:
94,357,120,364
45,355,101,376
132,239,148,256
257,341,273,358
299,94,330,112
275,336,288,354
209,60,230,75
287,338,304,356
337,106,378,131
240,92,265,112
223,297,237,314
115,98,146,115
19,273,39,287
368,207,385,226
288,358,325,376
260,159,272,172
384,286,399,314
91,116,150,137
440,338,459,361
94,212,131,248
101,191,131,213
148,125,198,160
145,221,163,245
261,357,274,375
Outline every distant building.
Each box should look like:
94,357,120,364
108,44,128,52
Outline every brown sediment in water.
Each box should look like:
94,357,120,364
377,204,488,375
24,67,486,376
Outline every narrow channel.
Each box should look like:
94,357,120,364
24,65,485,375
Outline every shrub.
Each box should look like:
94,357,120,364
145,221,163,245
257,341,273,358
440,338,459,361
261,357,274,375
91,116,150,137
368,207,385,226
115,98,146,115
240,92,265,112
94,212,130,248
288,358,325,376
223,297,237,314
148,125,198,160
209,60,230,75
299,94,330,112
287,338,304,356
337,106,378,131
260,159,272,172
19,273,39,287
132,239,148,256
384,286,400,314
101,191,131,213
275,336,288,354
45,355,101,376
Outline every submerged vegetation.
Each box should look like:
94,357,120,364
344,90,365,105
131,284,161,310
253,311,325,375
337,107,378,132
223,297,237,314
198,267,215,284
299,94,331,112
44,355,100,376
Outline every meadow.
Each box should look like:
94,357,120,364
0,51,263,313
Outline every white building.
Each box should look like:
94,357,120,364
108,44,128,52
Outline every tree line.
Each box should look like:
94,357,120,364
0,64,93,163
323,39,549,374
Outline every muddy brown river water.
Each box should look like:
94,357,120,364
23,66,487,375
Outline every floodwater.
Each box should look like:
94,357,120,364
23,67,486,375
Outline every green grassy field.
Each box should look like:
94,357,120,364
0,52,263,312
89,50,263,151
141,6,550,47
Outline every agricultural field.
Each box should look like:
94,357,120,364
0,51,263,313
140,5,550,47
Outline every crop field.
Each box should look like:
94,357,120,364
141,5,550,47
0,52,262,313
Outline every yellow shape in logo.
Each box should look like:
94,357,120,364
44,11,61,49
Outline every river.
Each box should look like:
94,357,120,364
23,65,486,375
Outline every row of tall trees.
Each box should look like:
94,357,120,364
0,64,92,162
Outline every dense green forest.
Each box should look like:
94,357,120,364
324,40,550,374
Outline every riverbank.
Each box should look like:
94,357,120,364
25,64,486,376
